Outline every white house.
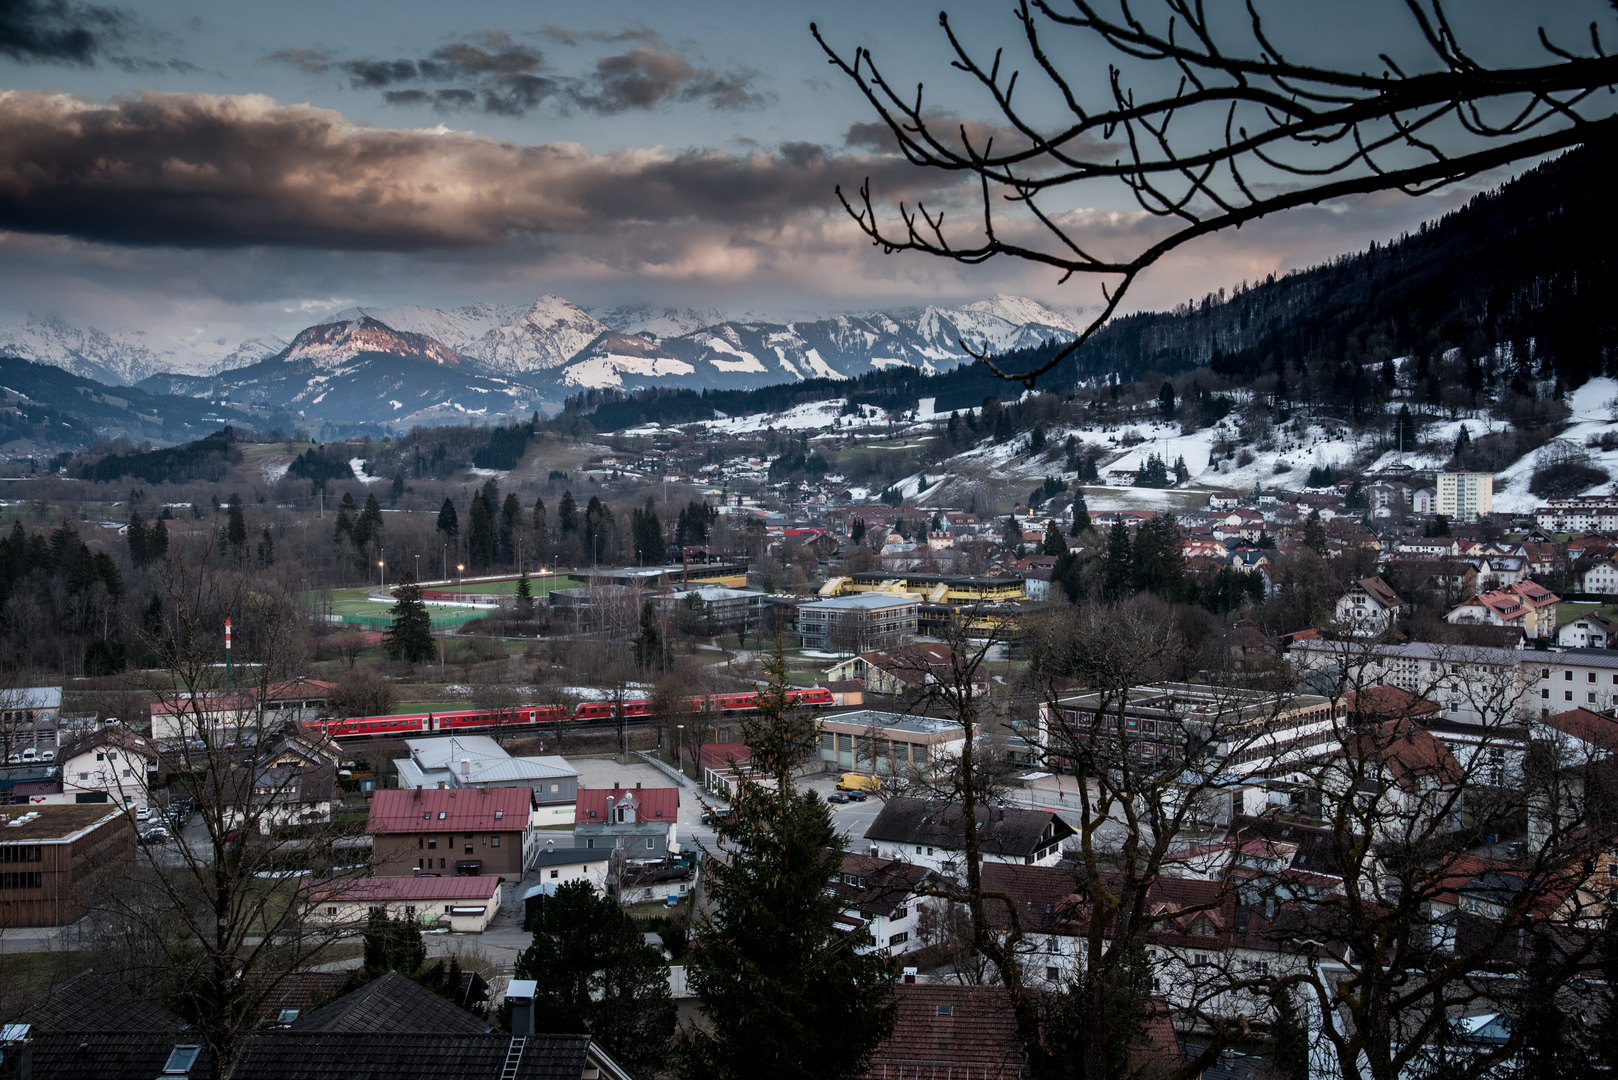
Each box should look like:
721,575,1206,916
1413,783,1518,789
529,842,610,892
863,797,1074,874
302,875,504,933
56,727,157,809
1558,612,1618,650
831,852,934,956
1412,488,1436,515
1580,558,1618,596
1333,577,1404,635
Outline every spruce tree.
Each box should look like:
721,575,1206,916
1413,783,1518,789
557,490,579,536
1042,520,1068,556
127,509,149,566
1303,510,1327,553
635,599,665,672
532,496,547,539
1070,489,1091,535
384,574,435,664
224,493,247,560
515,568,533,618
1158,380,1176,419
148,518,169,561
514,880,676,1077
436,497,459,541
680,648,895,1080
500,492,522,564
467,492,496,569
1102,519,1132,599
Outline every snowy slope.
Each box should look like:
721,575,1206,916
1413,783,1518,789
462,296,611,374
591,304,728,340
330,301,522,353
0,315,284,385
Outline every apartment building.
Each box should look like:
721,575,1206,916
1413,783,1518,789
1435,472,1493,522
796,593,918,652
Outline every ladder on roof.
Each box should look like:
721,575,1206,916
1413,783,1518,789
500,1035,527,1080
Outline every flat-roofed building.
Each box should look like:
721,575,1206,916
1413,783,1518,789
0,804,133,926
396,735,577,825
302,875,504,933
1039,683,1342,780
816,710,965,780
797,593,918,652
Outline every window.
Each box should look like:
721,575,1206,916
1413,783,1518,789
122,769,132,778
893,905,908,920
550,869,559,879
1567,691,1575,701
1543,669,1550,679
550,783,560,793
926,847,934,856
647,838,656,849
1592,693,1599,704
1567,671,1574,681
325,906,337,916
491,836,500,848
78,772,88,780
1046,966,1060,980
445,905,455,914
427,838,437,849
162,1045,202,1076
96,752,105,761
1542,689,1550,699
889,932,909,947
464,844,474,855
1591,672,1599,683
417,837,423,849
0,871,42,888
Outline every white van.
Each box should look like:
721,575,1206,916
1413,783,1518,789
20,748,37,762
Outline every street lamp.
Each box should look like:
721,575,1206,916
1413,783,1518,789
378,557,386,593
414,553,420,583
676,723,684,774
456,563,464,586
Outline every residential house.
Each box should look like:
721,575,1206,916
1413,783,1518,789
221,764,336,835
823,645,980,698
368,785,532,877
1333,576,1405,635
574,785,680,860
303,875,505,933
1558,612,1618,650
1209,491,1240,510
56,727,156,809
1412,487,1436,514
858,984,1026,1079
1331,719,1466,833
1578,557,1618,596
863,796,1075,873
1445,581,1560,640
528,841,610,892
830,852,934,956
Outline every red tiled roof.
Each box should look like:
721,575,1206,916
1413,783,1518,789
863,984,1023,1077
1344,720,1464,790
575,786,679,824
302,875,501,904
1540,708,1618,753
1344,686,1440,721
367,786,530,835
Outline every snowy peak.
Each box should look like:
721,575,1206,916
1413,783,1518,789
463,294,610,374
329,301,522,353
0,315,284,385
958,294,1082,332
280,316,462,369
591,304,729,340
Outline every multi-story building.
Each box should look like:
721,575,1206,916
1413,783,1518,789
1535,495,1618,533
796,593,918,652
1436,472,1493,522
814,710,966,780
574,785,680,860
1038,684,1342,780
0,804,133,926
367,786,532,877
57,728,158,809
0,686,62,757
394,735,577,825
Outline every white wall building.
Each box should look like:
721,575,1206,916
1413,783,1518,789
1436,472,1493,522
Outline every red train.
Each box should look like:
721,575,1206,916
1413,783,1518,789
305,687,834,738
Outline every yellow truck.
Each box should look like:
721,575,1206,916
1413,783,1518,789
836,773,881,794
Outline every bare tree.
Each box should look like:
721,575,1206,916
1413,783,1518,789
815,1,1618,386
93,534,368,1079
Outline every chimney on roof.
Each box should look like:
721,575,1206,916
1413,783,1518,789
461,757,471,778
413,785,421,800
636,781,641,790
903,967,917,984
614,781,620,789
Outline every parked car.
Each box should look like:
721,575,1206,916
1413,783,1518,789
38,749,54,762
827,792,849,804
844,790,869,802
140,828,170,844
20,748,37,762
5,754,17,765
135,806,150,821
699,807,733,826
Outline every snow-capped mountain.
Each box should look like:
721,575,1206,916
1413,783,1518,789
591,304,729,340
459,296,611,375
23,291,1082,423
327,301,522,354
0,315,284,385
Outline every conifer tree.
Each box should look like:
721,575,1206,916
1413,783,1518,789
500,493,522,565
223,493,248,560
1303,510,1328,554
384,574,434,665
127,509,149,566
515,567,533,618
531,496,547,540
557,490,579,536
1070,489,1091,535
514,880,675,1076
1102,519,1132,599
680,647,895,1080
1042,520,1068,556
148,518,169,561
467,492,496,570
436,496,459,542
632,498,663,566
334,492,357,545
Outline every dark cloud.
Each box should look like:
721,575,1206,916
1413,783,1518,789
341,57,418,88
569,47,768,114
844,121,897,154
267,33,763,117
259,46,331,74
0,91,959,254
539,22,659,47
0,0,126,64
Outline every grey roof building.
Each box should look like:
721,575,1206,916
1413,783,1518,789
396,735,578,825
863,796,1075,874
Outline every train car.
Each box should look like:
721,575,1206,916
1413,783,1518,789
308,712,430,737
790,688,835,707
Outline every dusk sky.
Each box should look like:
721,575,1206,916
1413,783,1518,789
0,0,1608,345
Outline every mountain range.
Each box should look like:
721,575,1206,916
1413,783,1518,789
6,294,1081,426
